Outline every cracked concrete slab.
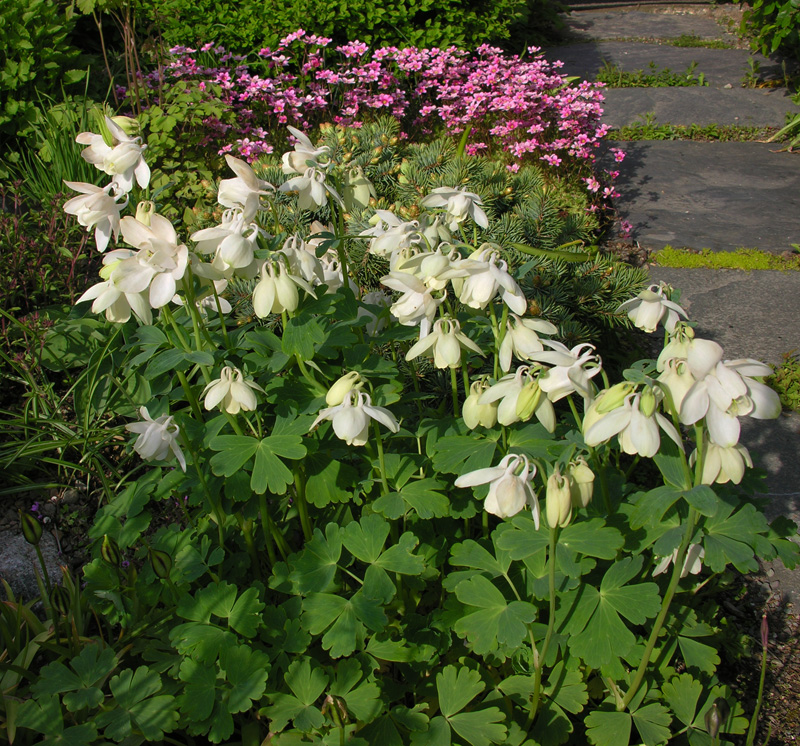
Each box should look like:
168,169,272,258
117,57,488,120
562,9,738,42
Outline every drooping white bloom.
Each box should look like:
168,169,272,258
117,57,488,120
657,357,696,416
397,245,472,291
529,341,602,402
278,234,325,285
342,165,377,211
252,258,316,317
420,186,489,232
360,211,422,258
405,318,483,369
455,246,526,315
202,366,264,414
190,209,261,272
282,125,330,174
679,357,781,447
653,543,705,578
63,180,128,252
418,214,451,250
584,387,683,458
546,467,572,528
380,271,444,333
125,406,186,471
279,167,343,212
114,214,189,308
76,116,150,192
567,457,594,509
76,272,152,325
479,365,556,431
499,313,558,373
454,453,540,524
218,155,274,221
462,379,498,430
617,283,688,333
691,441,753,485
310,390,399,446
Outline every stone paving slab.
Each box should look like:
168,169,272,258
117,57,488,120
601,141,800,252
647,266,800,604
562,9,739,42
600,87,797,128
547,42,784,87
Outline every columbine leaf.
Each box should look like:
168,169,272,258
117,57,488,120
209,435,259,477
286,656,329,706
287,523,343,593
282,315,325,359
560,519,623,559
251,435,306,494
529,699,573,746
662,673,702,728
375,532,425,575
343,514,389,564
495,512,550,559
220,644,270,714
632,702,672,746
681,485,720,516
32,644,116,712
629,486,682,530
545,661,588,715
586,710,632,746
454,575,537,654
449,709,507,746
703,503,766,573
305,456,359,507
432,435,498,475
436,666,484,718
450,539,507,576
99,667,178,741
396,478,451,518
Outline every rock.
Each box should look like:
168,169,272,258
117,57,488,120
0,529,62,602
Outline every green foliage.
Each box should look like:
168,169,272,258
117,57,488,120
135,0,563,55
0,0,89,143
670,34,733,49
741,0,800,62
612,113,777,142
768,351,800,411
596,60,708,88
653,245,800,271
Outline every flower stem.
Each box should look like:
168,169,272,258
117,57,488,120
372,420,391,496
450,366,460,417
567,395,583,430
293,468,313,542
259,494,287,563
176,369,203,421
620,507,699,710
529,525,559,722
235,512,263,582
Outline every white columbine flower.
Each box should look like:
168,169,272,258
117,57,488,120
63,181,128,252
218,155,274,221
499,313,558,373
463,379,498,430
617,283,688,333
455,245,527,315
653,543,705,578
479,365,555,431
252,258,316,317
529,341,602,402
125,406,186,471
454,453,540,524
679,356,781,447
310,390,399,446
282,125,330,174
405,318,483,369
360,211,422,258
190,209,261,273
279,168,343,212
202,366,264,414
691,441,753,485
113,214,189,309
76,116,150,192
420,186,489,232
584,387,683,458
380,271,445,334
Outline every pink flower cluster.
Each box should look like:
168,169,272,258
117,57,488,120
130,29,610,183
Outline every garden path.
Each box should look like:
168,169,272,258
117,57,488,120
548,4,800,606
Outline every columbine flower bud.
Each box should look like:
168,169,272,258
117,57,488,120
110,115,140,136
19,509,43,546
101,534,122,567
135,200,155,226
50,584,71,617
639,386,657,417
515,379,543,421
326,371,363,406
463,379,497,429
149,548,173,579
567,458,595,509
546,468,572,528
704,698,730,740
342,166,376,211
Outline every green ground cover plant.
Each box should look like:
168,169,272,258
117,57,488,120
669,34,733,50
741,0,800,63
611,116,776,142
595,60,708,88
1,111,796,746
768,352,800,412
652,246,800,271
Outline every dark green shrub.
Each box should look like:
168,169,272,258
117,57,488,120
0,0,88,142
136,0,562,54
741,0,800,62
